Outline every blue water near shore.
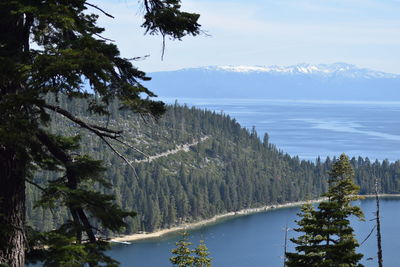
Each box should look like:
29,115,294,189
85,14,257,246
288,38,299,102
107,99,400,266
108,197,400,267
28,98,400,266
162,98,400,161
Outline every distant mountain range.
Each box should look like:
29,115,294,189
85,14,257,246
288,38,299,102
146,63,400,101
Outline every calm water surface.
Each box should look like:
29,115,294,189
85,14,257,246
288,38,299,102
162,98,400,161
29,99,400,266
108,198,400,267
110,99,400,266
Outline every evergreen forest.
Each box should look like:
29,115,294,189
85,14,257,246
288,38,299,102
26,96,400,236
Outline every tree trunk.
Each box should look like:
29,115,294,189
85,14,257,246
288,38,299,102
375,179,383,267
0,147,27,267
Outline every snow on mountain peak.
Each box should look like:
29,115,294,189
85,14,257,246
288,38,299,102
201,63,398,79
213,65,272,72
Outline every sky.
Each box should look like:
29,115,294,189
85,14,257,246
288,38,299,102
94,0,400,73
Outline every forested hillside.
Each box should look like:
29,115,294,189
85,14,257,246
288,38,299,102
26,96,400,235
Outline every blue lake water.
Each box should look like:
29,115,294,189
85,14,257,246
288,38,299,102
108,197,400,267
97,98,400,265
162,98,400,161
28,98,400,266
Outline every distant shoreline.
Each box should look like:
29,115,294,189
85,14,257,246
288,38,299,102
111,194,400,243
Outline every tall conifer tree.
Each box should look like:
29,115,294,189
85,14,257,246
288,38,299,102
0,1,200,266
286,153,364,267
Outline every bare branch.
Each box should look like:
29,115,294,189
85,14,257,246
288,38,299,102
42,104,122,138
85,2,115,18
99,136,139,179
41,104,141,177
91,124,122,135
161,33,166,60
140,113,156,124
114,138,150,158
200,30,211,37
94,33,115,42
144,0,150,13
25,178,46,191
360,225,376,246
88,224,108,238
127,55,150,61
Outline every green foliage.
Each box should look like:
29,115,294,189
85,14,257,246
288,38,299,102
26,132,135,265
286,154,364,267
193,240,212,267
1,0,200,266
27,228,118,267
170,232,195,266
170,233,212,267
142,0,201,39
26,99,400,236
285,204,325,266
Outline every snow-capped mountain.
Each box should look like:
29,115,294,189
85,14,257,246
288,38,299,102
146,63,400,101
195,63,398,79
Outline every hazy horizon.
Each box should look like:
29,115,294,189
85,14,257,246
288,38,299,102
147,62,400,75
93,0,400,74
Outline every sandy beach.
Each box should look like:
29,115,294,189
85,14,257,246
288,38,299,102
111,198,324,243
111,194,400,243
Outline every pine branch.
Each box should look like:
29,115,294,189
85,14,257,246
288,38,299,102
36,130,101,248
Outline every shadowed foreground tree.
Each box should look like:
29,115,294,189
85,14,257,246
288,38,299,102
0,1,200,266
286,154,364,267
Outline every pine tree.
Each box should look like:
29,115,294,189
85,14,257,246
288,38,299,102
193,240,212,267
170,232,194,267
0,1,200,266
285,204,325,266
286,153,364,267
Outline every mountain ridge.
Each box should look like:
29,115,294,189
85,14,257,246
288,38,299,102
146,63,400,101
177,63,399,79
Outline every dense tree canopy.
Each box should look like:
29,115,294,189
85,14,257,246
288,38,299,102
0,1,200,266
25,98,400,237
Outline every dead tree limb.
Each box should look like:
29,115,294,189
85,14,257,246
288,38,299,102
375,178,383,267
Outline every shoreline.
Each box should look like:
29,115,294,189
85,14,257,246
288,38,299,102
111,194,400,243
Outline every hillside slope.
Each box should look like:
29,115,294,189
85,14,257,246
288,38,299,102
26,97,400,235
